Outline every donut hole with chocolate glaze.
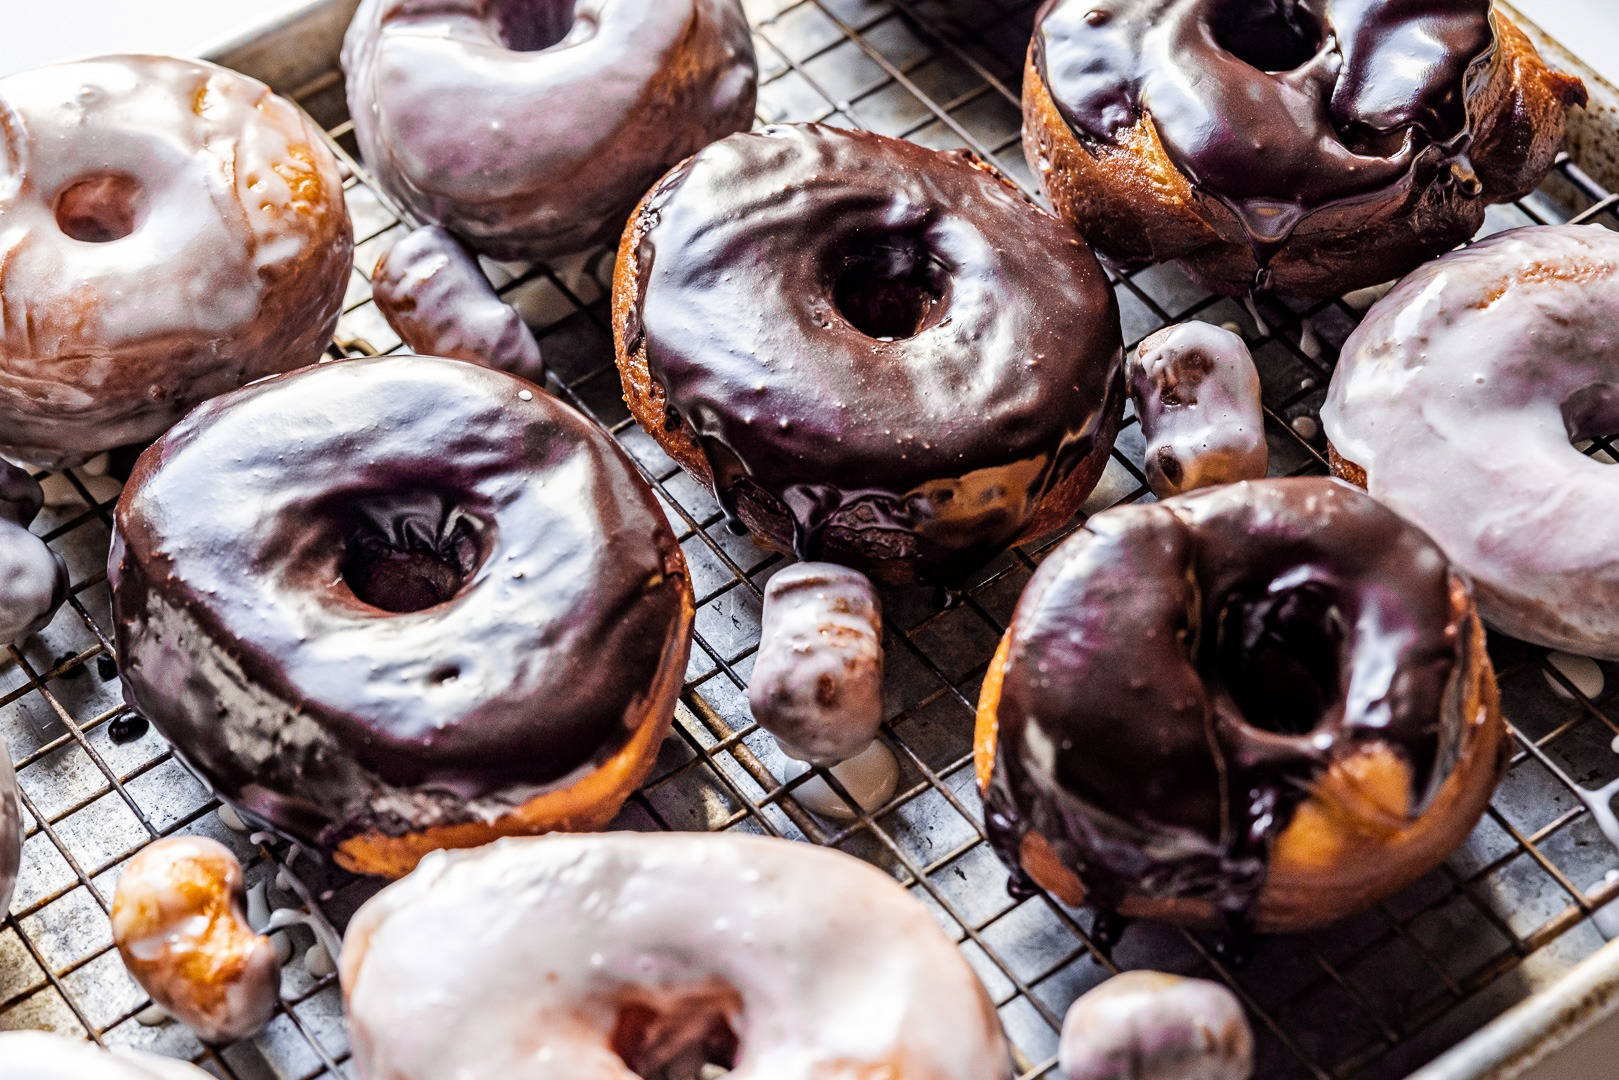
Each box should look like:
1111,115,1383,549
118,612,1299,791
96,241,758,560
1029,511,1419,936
610,989,742,1079
1563,382,1619,459
1211,581,1346,738
337,492,490,614
491,0,584,53
826,231,952,342
53,172,143,242
1209,0,1325,74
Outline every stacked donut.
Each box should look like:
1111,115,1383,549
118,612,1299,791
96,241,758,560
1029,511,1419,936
0,1,1607,1078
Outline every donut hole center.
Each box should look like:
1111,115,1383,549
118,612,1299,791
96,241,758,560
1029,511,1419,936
828,233,951,342
1212,582,1344,737
609,989,741,1079
339,495,487,614
54,173,143,242
493,0,581,51
1563,383,1619,461
1211,1,1324,74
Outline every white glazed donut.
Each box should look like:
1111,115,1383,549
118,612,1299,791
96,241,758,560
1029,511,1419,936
0,1032,211,1079
0,55,352,467
341,833,1013,1079
1323,224,1619,658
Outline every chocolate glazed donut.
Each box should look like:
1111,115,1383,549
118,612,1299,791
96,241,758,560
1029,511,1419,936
976,479,1504,933
1023,0,1586,298
343,0,757,261
110,355,693,878
614,124,1125,585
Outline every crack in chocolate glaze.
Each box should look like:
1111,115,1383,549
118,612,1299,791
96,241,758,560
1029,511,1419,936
109,355,690,849
984,479,1466,916
1033,0,1495,258
630,124,1124,582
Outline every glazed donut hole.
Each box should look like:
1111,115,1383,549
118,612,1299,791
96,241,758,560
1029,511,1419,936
1212,582,1344,739
608,989,742,1077
53,171,144,243
1209,1,1325,74
825,229,952,342
492,0,588,52
334,492,491,615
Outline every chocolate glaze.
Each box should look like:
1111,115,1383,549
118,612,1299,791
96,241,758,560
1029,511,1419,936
1033,0,1495,258
343,0,758,260
984,478,1467,916
110,355,690,851
629,124,1124,582
0,460,68,643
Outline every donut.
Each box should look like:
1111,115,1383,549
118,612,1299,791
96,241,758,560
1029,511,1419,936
342,0,757,261
1323,224,1619,659
371,225,545,382
614,123,1125,585
1023,0,1586,298
975,478,1503,933
340,833,1013,1078
109,355,693,878
0,742,19,916
1059,972,1253,1080
0,459,69,643
0,1033,211,1079
0,55,352,467
1127,322,1266,498
111,836,281,1043
748,562,884,766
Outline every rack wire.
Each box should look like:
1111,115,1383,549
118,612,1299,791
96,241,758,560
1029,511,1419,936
4,0,1619,1077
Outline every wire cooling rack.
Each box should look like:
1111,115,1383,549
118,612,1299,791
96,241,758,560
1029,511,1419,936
5,1,1619,1077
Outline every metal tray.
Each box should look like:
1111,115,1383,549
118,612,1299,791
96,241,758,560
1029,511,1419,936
5,1,1619,1077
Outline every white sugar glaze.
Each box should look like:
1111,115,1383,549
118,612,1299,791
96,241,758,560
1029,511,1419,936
0,1032,211,1079
341,832,1012,1079
1323,224,1619,658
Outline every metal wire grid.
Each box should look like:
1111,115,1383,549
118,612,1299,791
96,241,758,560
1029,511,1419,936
3,1,1619,1077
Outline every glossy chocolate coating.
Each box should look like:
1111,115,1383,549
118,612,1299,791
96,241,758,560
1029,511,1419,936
372,225,545,383
110,355,689,851
984,478,1466,915
1033,0,1494,254
1128,322,1267,498
629,124,1124,581
343,0,758,260
0,460,69,644
749,562,884,766
0,55,352,467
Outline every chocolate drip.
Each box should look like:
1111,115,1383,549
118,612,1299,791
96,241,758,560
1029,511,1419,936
110,355,689,849
1033,0,1494,260
984,478,1466,916
631,125,1123,582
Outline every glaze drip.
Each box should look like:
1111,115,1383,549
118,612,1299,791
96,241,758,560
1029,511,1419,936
631,124,1123,581
1032,0,1495,258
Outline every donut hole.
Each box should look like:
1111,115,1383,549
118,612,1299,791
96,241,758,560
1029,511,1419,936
1210,1,1324,74
339,496,487,614
492,0,581,52
1563,383,1619,460
1212,582,1344,737
54,172,143,243
827,233,951,342
609,990,741,1078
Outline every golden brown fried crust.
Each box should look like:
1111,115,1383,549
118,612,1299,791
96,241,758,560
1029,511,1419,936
1023,13,1586,299
335,569,695,880
975,580,1504,933
609,167,1120,588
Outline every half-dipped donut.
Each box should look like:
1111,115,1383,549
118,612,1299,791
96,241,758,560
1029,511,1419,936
1324,224,1619,658
0,55,352,467
110,355,693,878
341,833,1013,1078
343,0,758,260
1023,0,1586,297
976,478,1503,933
615,123,1124,585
